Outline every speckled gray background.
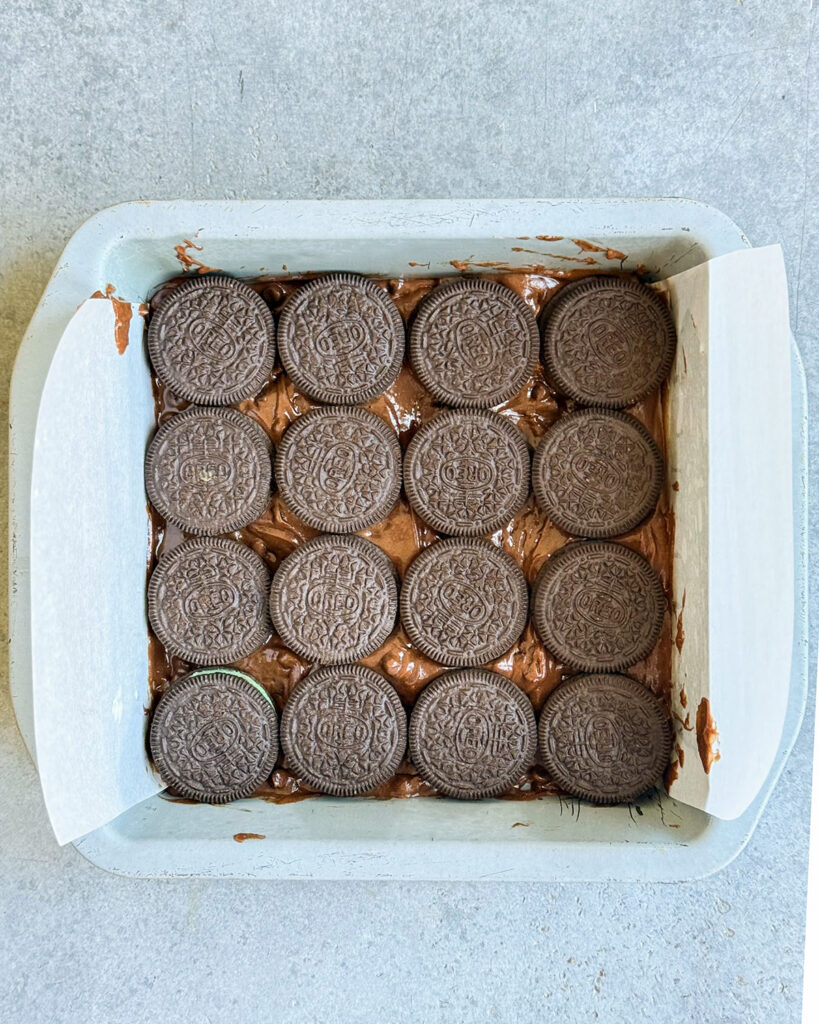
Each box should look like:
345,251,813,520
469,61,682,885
1,2,816,1021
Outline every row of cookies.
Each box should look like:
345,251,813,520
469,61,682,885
148,271,674,410
150,664,670,805
149,531,664,677
144,400,665,543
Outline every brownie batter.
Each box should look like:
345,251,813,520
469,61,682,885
147,269,675,803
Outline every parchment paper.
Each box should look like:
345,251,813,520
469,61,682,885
30,299,161,844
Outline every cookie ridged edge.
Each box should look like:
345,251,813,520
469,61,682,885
537,672,672,805
149,669,279,804
541,275,676,409
532,541,666,672
400,538,529,666
409,669,537,800
274,406,402,533
277,272,405,405
148,537,272,665
403,409,531,537
269,534,398,664
148,275,277,406
280,664,407,796
145,406,273,536
531,408,664,539
409,277,540,409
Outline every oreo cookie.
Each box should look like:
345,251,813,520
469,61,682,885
149,538,271,665
409,278,539,407
145,406,272,534
277,273,404,404
404,410,530,536
401,539,528,665
538,673,672,804
275,407,402,532
532,541,665,671
148,276,276,405
532,409,663,538
541,275,676,408
270,535,398,664
280,665,407,796
149,668,279,803
409,669,536,800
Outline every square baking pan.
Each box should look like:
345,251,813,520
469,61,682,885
9,199,807,881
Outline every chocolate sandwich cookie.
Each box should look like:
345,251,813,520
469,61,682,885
277,273,404,404
275,406,402,532
409,278,539,407
149,668,279,804
541,275,676,408
280,665,407,796
148,276,276,405
145,406,272,534
401,539,528,665
404,410,530,536
270,535,398,664
532,409,663,538
532,541,665,671
538,673,672,804
409,669,536,800
148,538,271,665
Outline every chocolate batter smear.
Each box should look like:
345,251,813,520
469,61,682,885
147,269,674,803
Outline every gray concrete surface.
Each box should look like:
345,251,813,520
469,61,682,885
1,1,816,1021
